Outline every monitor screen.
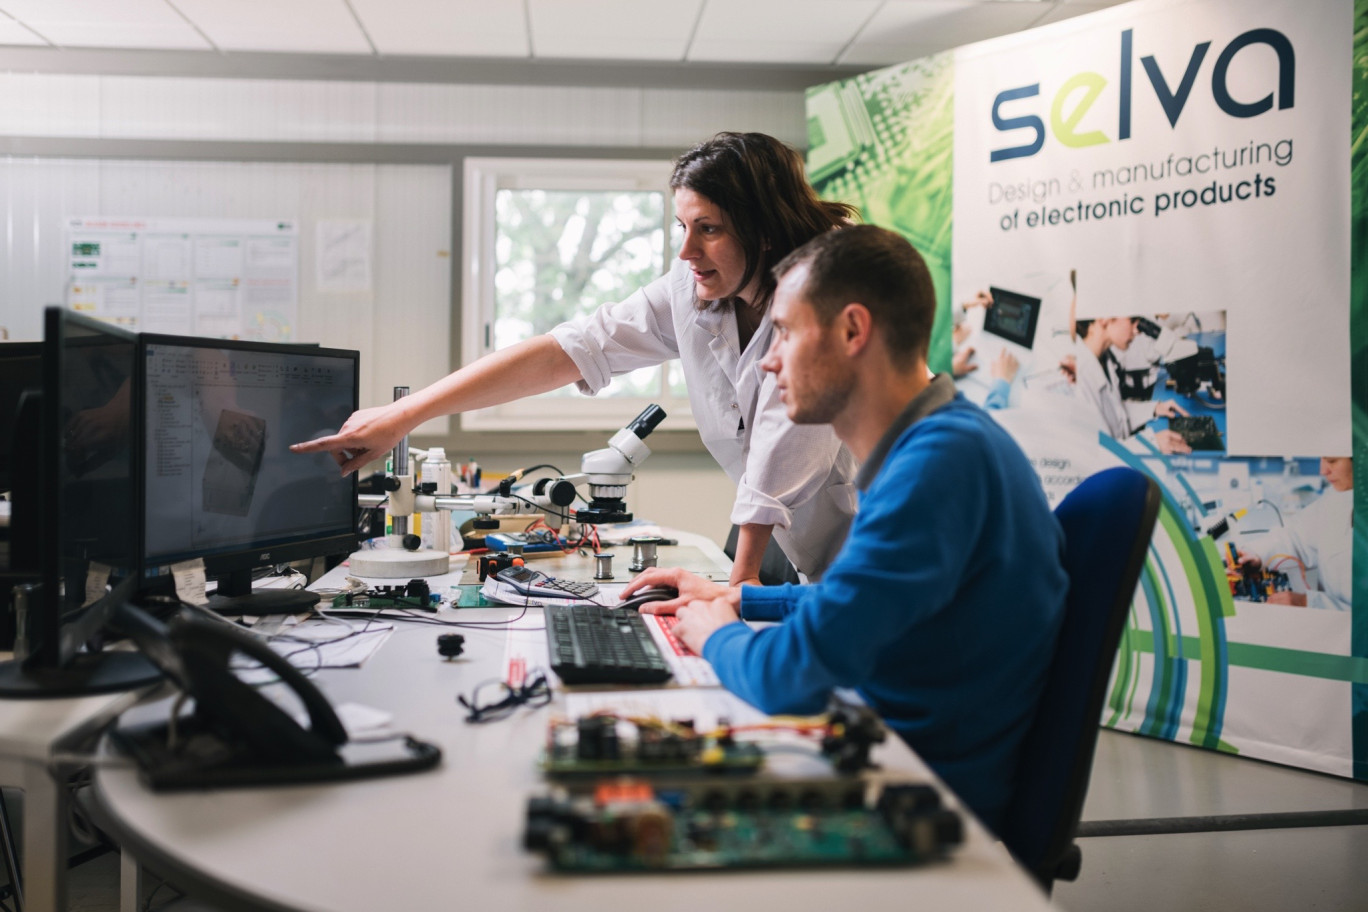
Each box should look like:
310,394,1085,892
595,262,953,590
0,308,160,696
140,336,358,602
0,342,43,493
985,287,1043,350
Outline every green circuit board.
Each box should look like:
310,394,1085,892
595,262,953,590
525,778,962,872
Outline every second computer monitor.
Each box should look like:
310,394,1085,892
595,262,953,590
140,334,359,613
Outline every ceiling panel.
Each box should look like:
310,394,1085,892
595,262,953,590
0,0,1128,67
1028,0,1131,29
0,14,46,45
529,0,702,61
173,0,372,54
840,0,1051,66
0,0,210,50
688,0,881,64
351,0,528,57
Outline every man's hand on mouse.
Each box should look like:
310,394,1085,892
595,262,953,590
620,567,729,615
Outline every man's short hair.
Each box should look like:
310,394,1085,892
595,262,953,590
773,225,935,368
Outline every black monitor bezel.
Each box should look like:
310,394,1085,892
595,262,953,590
135,332,360,587
0,341,43,493
985,286,1043,350
0,308,164,696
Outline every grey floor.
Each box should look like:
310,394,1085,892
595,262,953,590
23,729,1368,910
1056,730,1368,912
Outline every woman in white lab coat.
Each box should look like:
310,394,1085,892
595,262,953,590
1241,457,1353,611
293,133,859,584
1069,316,1191,455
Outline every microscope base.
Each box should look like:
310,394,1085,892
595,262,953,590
349,548,451,579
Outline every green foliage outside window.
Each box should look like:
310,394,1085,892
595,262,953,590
494,189,669,398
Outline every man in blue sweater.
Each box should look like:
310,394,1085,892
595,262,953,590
622,225,1067,834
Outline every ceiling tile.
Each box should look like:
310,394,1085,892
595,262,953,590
172,0,372,54
840,0,1051,66
689,0,881,65
0,15,46,45
351,0,528,57
1029,0,1131,28
529,0,701,60
0,0,210,50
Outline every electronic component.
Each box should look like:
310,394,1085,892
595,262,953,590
541,714,764,777
1222,542,1292,602
331,579,439,612
821,700,887,773
477,551,523,581
545,604,672,685
523,776,963,871
485,531,563,554
1167,414,1224,451
437,633,465,659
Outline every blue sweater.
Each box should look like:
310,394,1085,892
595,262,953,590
702,389,1067,833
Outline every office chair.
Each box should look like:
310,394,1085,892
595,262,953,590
1000,466,1160,893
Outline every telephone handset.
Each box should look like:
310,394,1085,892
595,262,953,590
112,604,440,789
171,614,347,764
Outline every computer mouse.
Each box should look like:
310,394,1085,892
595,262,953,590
615,586,679,611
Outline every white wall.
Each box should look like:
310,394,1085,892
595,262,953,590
0,70,804,547
0,73,806,148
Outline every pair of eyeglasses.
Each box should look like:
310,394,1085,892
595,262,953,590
458,671,552,723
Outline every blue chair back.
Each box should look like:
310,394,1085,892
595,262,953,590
1001,467,1160,890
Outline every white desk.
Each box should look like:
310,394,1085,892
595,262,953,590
0,685,147,912
90,539,1051,912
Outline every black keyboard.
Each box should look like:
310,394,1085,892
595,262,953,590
545,604,673,686
1168,414,1224,450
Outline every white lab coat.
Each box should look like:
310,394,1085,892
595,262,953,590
1072,340,1154,440
1278,488,1352,612
549,260,858,578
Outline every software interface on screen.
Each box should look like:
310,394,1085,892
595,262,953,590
143,343,354,566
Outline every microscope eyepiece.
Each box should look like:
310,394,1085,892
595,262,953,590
625,404,667,440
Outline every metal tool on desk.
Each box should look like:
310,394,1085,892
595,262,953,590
629,536,664,572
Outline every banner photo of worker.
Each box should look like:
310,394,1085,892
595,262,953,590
806,0,1365,781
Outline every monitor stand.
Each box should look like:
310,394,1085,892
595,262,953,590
0,651,162,698
206,568,321,616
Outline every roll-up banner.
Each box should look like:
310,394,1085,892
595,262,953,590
807,0,1367,778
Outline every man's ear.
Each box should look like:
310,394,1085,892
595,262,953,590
839,303,874,355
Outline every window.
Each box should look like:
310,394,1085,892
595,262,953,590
461,157,691,431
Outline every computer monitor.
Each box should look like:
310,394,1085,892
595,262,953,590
985,287,1043,350
0,309,161,697
0,341,43,494
138,334,359,614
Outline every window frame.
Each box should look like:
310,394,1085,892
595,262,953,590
460,156,694,432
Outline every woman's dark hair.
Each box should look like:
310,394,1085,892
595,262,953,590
670,132,857,312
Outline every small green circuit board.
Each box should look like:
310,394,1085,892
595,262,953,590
541,714,766,778
539,741,765,778
329,594,432,610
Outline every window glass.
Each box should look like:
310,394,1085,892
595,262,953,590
493,188,665,399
